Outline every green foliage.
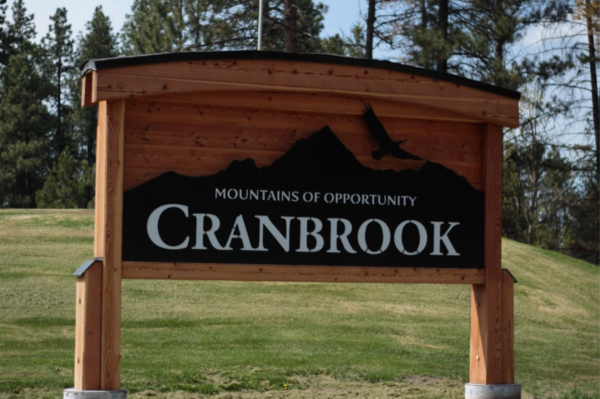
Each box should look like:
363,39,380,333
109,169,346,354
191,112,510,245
568,170,599,265
321,23,367,58
4,0,37,57
122,0,176,54
0,51,52,207
0,0,8,68
42,7,75,156
122,0,330,54
68,5,118,206
502,81,581,256
35,149,92,209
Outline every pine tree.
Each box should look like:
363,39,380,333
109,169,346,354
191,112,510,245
65,6,119,206
0,0,8,68
455,0,572,88
365,0,375,59
36,149,91,208
320,24,366,58
43,8,75,156
72,6,118,168
5,0,36,57
122,0,179,54
122,0,328,54
0,1,52,207
284,0,298,52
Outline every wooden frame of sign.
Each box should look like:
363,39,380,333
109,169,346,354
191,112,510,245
73,52,519,392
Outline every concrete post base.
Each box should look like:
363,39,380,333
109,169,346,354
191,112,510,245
63,388,127,399
465,383,521,399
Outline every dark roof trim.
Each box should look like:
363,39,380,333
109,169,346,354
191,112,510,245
503,268,518,283
81,51,521,100
73,257,103,277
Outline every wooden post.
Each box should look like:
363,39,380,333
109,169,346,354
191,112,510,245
470,123,504,384
96,99,126,390
501,269,515,384
74,261,102,390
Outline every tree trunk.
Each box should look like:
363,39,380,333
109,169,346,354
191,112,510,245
585,0,599,182
365,0,375,59
437,0,449,72
284,0,297,53
57,57,62,154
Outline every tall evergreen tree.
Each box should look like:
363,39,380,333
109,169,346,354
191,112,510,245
0,0,52,207
36,149,91,208
5,0,36,56
284,0,298,52
122,0,181,54
122,0,328,54
42,8,75,156
0,0,8,68
365,0,375,59
38,6,119,208
72,6,118,168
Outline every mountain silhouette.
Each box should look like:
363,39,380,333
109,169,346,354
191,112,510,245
123,126,484,268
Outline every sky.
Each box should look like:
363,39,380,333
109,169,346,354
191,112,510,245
20,0,363,46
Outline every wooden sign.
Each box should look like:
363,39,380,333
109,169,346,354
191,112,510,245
71,51,521,396
122,125,484,268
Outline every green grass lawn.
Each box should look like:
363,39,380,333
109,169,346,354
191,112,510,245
0,209,598,398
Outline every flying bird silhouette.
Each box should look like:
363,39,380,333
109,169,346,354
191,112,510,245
362,103,422,161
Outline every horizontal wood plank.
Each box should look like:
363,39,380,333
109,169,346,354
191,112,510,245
122,262,485,284
90,59,518,127
143,91,481,123
124,100,482,137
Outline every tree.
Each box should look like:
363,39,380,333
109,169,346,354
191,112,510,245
122,0,176,54
71,6,118,168
5,0,36,57
453,0,572,88
578,0,599,181
0,0,52,208
437,0,449,71
0,0,8,68
36,149,91,209
568,169,599,264
284,0,298,52
320,24,366,58
365,0,375,59
43,8,75,156
121,0,329,53
66,6,119,206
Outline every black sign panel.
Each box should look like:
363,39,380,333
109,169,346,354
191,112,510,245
122,127,484,268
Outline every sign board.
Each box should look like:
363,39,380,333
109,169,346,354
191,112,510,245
72,51,521,394
123,125,484,268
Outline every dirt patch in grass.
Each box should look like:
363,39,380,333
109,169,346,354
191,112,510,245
127,375,464,398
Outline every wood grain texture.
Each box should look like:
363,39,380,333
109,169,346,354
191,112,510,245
501,269,515,384
94,103,106,257
122,98,483,191
89,59,519,127
470,123,503,384
81,72,94,108
143,91,481,123
122,262,485,284
74,261,102,390
98,100,125,390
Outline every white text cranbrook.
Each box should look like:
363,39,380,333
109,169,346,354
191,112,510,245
146,204,460,256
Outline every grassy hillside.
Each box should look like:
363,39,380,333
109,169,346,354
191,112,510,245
0,209,598,398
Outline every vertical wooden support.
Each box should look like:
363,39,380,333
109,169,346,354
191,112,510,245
97,100,126,390
501,269,515,384
94,102,107,258
470,123,504,384
74,261,102,390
